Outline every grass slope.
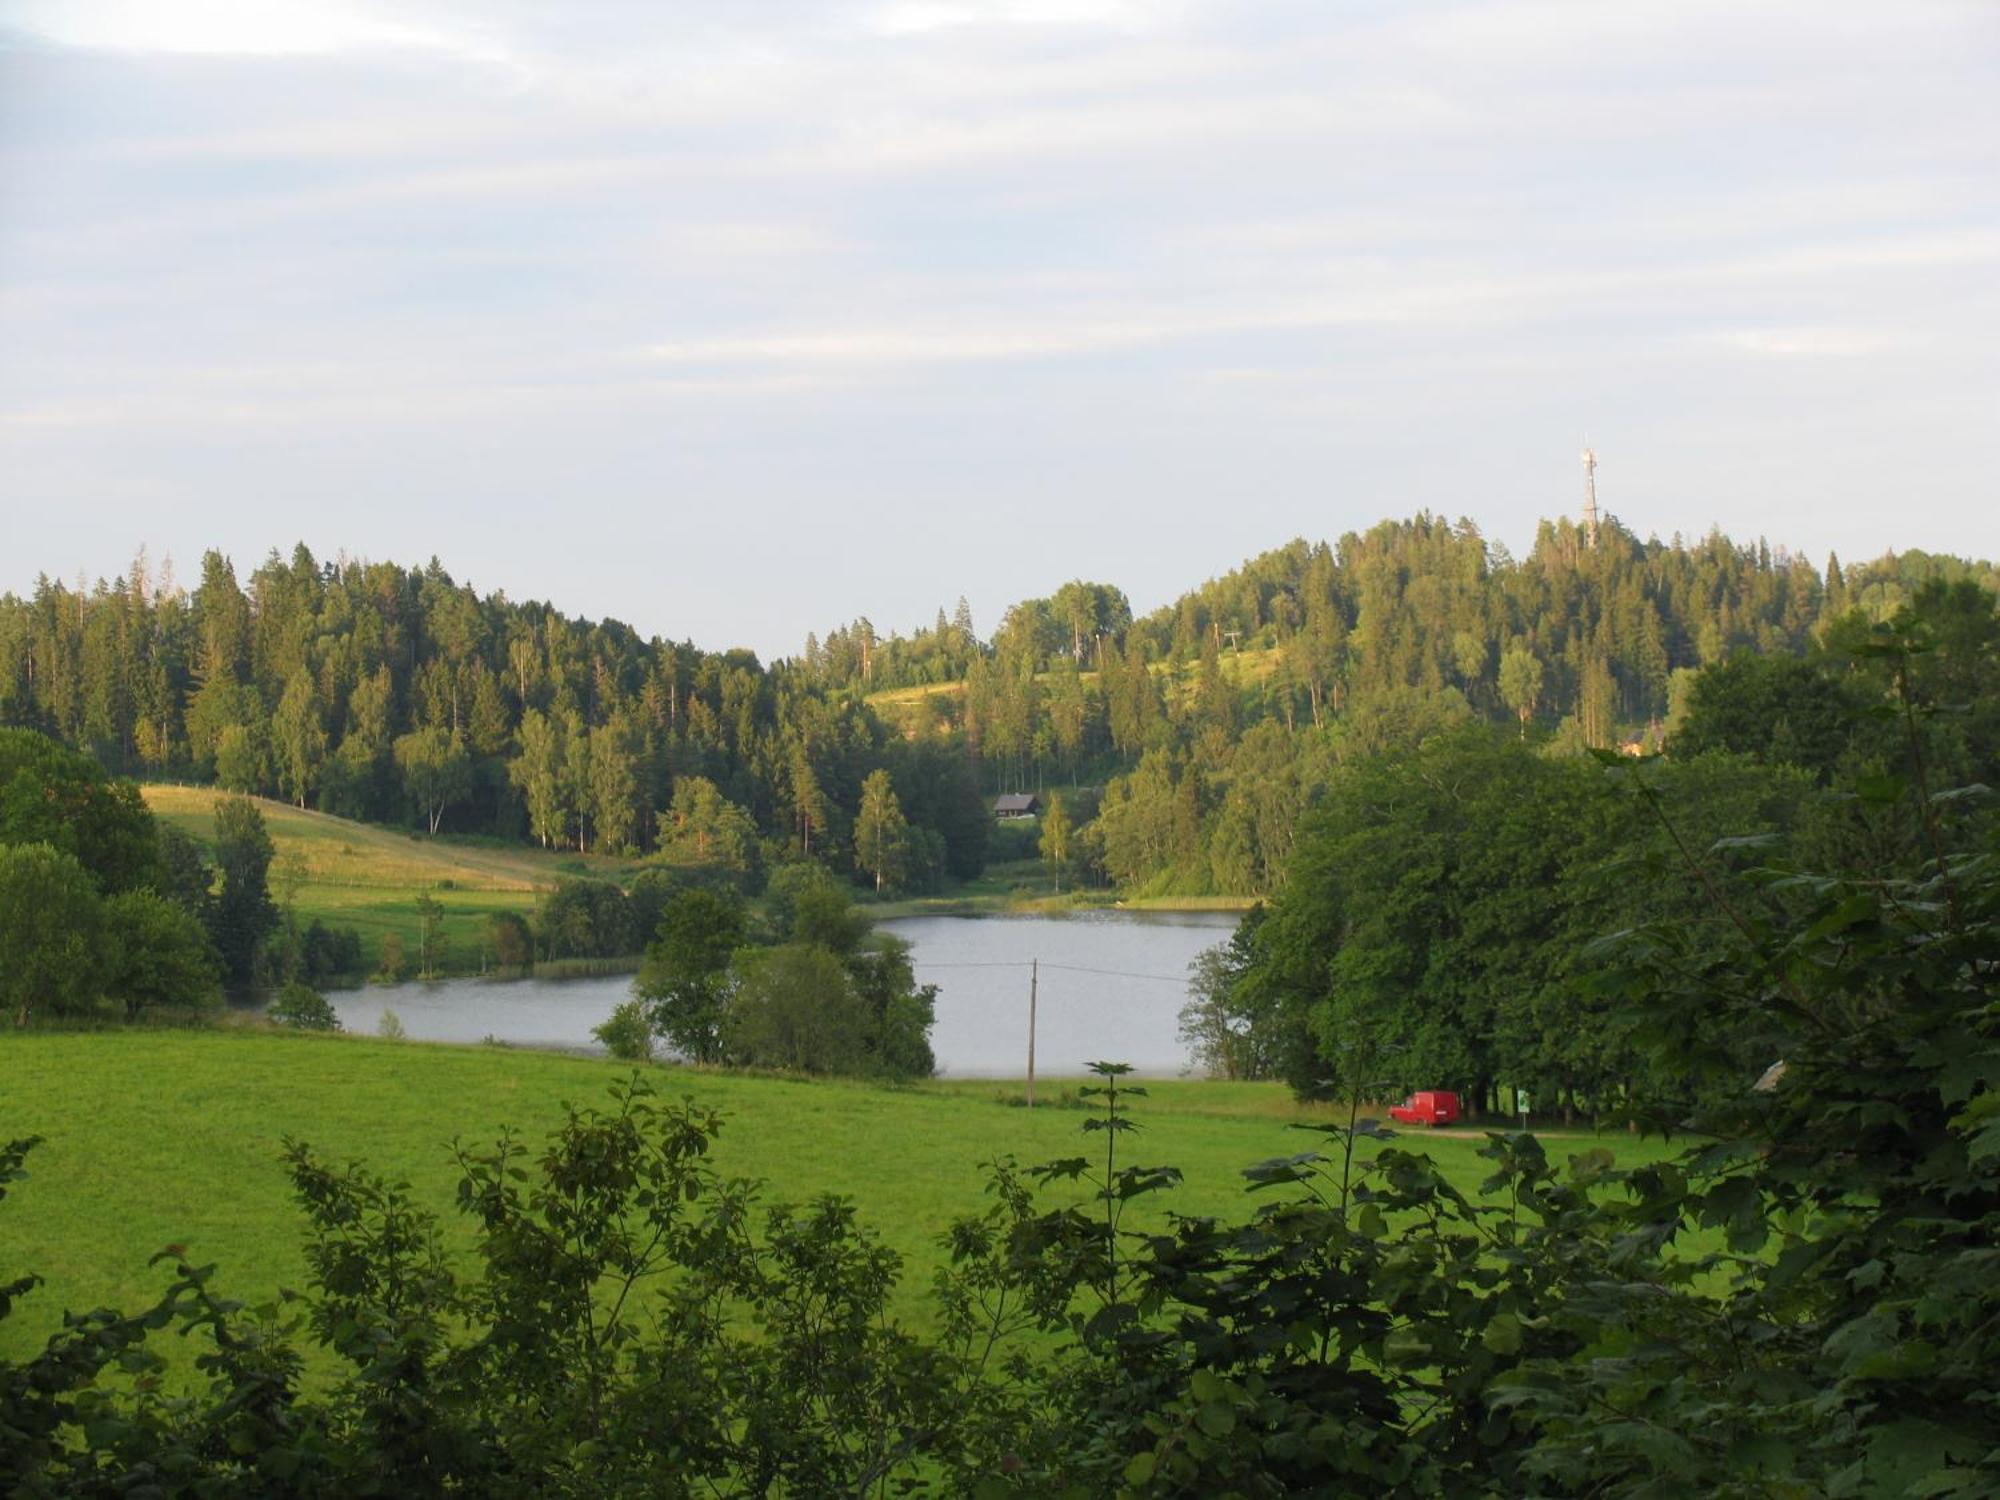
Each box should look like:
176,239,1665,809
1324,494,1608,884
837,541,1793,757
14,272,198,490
143,786,641,975
864,645,1287,730
0,1030,1677,1374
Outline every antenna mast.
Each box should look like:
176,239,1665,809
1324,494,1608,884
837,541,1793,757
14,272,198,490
1580,442,1600,549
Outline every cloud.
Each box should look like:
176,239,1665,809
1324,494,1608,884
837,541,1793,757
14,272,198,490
1704,327,1919,359
4,0,504,60
862,0,1183,37
4,0,1996,651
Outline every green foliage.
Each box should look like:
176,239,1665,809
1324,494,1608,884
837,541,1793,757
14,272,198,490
1039,791,1073,891
298,918,364,982
102,889,222,1019
211,794,277,986
1177,910,1273,1080
590,998,654,1062
1,548,987,891
412,892,446,978
1675,650,1867,776
882,738,990,881
374,1008,406,1041
854,767,912,893
392,725,471,835
5,537,2000,1490
1240,724,1811,1114
269,980,341,1031
8,529,1992,904
0,727,160,894
653,775,762,887
0,843,106,1025
723,943,874,1075
535,876,635,960
847,934,938,1081
487,909,533,968
763,861,871,954
634,885,745,1064
154,822,214,913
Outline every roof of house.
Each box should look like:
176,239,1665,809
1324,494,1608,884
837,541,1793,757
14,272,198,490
993,793,1039,813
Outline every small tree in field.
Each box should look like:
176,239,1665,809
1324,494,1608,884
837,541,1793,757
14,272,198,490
212,795,277,987
488,911,533,969
270,981,341,1032
592,999,655,1063
414,894,445,978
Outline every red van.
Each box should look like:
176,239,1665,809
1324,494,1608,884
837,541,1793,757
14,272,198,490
1387,1091,1461,1127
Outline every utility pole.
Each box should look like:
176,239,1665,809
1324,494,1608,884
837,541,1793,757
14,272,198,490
1026,958,1038,1109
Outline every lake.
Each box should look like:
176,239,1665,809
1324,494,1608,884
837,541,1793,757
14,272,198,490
313,910,1241,1077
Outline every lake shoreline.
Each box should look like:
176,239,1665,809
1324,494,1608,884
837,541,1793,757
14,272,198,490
283,910,1236,1074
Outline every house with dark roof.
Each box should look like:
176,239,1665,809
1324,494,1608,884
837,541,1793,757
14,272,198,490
992,793,1040,819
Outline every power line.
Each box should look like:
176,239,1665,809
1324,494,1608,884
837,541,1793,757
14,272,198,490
913,960,1189,986
1046,962,1190,985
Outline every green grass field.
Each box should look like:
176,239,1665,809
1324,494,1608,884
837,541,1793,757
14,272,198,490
0,1029,1680,1376
142,786,643,976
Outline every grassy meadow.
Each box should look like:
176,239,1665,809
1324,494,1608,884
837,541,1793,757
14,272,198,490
142,786,642,976
0,1029,1680,1378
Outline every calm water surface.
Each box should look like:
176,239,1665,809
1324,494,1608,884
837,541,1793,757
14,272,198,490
316,911,1239,1077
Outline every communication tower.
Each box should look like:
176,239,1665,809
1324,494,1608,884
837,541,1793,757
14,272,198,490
1581,443,1600,549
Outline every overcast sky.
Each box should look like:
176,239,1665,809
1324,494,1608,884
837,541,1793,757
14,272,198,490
3,1,1996,658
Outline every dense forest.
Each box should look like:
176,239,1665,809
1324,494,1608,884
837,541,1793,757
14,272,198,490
3,515,1994,901
0,546,991,894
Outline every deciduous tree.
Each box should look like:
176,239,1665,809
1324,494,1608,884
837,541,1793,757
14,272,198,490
853,769,910,893
393,727,471,835
0,843,104,1025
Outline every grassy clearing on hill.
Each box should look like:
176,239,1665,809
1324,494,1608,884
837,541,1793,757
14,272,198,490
142,787,642,976
863,645,1282,738
0,1029,1678,1379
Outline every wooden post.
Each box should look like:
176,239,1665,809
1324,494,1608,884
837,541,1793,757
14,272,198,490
1027,958,1038,1109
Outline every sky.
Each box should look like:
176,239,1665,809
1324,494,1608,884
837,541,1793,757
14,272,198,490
2,1,1997,659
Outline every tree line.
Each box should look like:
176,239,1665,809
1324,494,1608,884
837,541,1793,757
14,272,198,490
810,515,1995,897
0,546,989,894
5,519,1993,904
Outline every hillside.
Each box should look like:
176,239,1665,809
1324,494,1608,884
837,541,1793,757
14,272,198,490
143,786,641,974
7,522,1993,908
